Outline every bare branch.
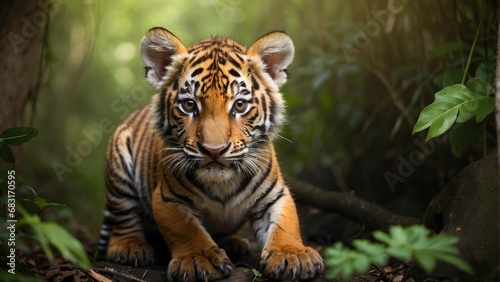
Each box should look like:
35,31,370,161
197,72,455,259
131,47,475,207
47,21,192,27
286,177,420,230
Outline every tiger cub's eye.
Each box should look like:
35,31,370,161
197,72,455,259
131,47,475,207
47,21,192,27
233,99,248,114
180,99,197,113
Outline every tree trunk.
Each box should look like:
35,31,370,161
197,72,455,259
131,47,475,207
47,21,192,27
0,0,46,129
496,2,500,178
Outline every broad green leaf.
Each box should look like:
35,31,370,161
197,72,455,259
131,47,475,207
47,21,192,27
353,240,389,266
475,60,495,83
430,252,473,274
413,84,489,141
324,243,371,280
372,230,391,244
449,120,484,157
342,263,354,280
466,77,494,96
413,232,471,273
352,253,371,274
475,96,494,122
389,225,408,244
386,245,412,261
0,127,38,146
0,140,15,163
414,251,437,273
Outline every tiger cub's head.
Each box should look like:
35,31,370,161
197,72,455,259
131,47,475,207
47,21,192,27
141,28,294,183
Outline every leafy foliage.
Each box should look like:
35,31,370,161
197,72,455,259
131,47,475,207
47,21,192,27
0,127,38,163
412,81,494,142
324,225,472,280
17,204,91,270
24,186,66,214
0,127,90,271
0,272,43,282
251,268,262,282
25,197,66,213
412,6,494,157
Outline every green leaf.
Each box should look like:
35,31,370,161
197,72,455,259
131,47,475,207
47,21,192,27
0,140,15,163
412,84,490,141
475,96,494,122
352,253,371,274
353,240,389,266
17,204,90,270
34,222,90,269
414,251,437,273
386,245,412,261
449,120,484,157
325,225,472,280
0,271,44,282
324,242,360,280
412,233,472,274
0,127,38,146
24,197,66,211
251,268,262,282
466,77,494,96
475,60,495,83
251,268,262,277
431,252,473,274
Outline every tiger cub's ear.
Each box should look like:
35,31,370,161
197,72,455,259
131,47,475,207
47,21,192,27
247,31,294,88
140,27,187,88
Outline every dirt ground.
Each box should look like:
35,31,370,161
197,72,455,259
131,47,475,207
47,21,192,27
5,243,424,282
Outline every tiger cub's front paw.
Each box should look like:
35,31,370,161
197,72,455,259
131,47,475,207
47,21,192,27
107,236,155,267
167,247,233,282
261,245,324,280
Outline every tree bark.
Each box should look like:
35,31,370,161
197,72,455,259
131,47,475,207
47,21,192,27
0,0,46,129
496,3,500,179
286,177,420,231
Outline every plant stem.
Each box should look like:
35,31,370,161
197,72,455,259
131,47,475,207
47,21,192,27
461,7,487,84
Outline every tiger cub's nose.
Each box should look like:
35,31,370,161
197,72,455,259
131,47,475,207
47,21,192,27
199,143,230,159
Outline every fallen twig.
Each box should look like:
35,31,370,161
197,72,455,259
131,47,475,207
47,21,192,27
93,266,147,282
87,269,113,282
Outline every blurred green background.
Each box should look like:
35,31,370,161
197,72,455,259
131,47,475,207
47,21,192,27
22,0,496,239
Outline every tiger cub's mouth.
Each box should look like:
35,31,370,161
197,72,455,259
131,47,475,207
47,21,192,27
202,161,227,170
194,158,239,183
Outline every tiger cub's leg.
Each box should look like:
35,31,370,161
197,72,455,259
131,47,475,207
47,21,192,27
105,187,156,267
104,126,155,267
251,187,324,280
152,184,233,281
106,207,155,267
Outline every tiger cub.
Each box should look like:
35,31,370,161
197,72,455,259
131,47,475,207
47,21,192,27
99,27,324,281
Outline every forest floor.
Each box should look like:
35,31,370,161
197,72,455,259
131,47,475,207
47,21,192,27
8,241,420,282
